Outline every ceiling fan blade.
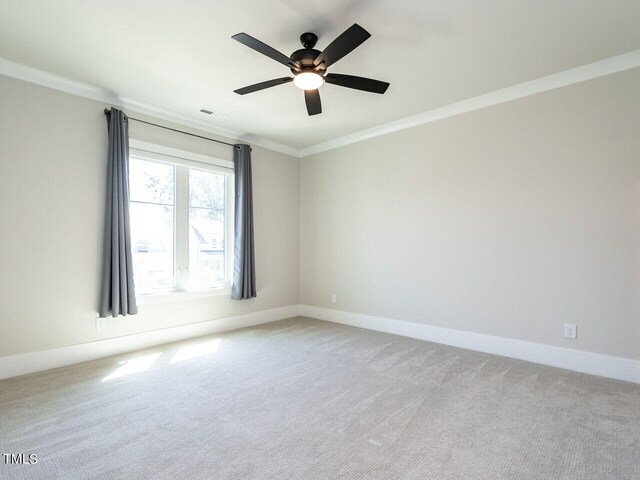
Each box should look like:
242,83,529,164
232,33,301,70
324,73,390,94
313,24,371,69
234,77,293,95
304,89,322,116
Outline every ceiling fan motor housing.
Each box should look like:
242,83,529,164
290,33,325,74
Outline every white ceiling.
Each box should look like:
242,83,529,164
1,0,640,151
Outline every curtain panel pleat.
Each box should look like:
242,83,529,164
232,145,257,300
99,108,138,317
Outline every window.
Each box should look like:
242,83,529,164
128,143,234,294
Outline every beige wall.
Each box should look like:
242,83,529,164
0,74,299,357
2,67,640,363
300,68,640,360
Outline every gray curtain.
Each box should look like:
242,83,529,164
232,144,257,300
99,108,138,317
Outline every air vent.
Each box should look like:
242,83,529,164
198,108,229,119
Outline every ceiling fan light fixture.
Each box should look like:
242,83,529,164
293,72,324,90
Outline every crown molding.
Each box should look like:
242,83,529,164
0,57,299,157
297,49,640,157
2,50,640,159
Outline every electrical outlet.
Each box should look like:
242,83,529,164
96,318,107,332
564,323,577,339
331,294,337,304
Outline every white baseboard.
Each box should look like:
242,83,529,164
0,305,300,381
300,305,640,384
4,305,638,385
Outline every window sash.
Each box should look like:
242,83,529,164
129,147,234,295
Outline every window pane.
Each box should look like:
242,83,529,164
130,203,175,291
130,158,175,205
189,169,226,287
189,169,224,209
189,208,225,287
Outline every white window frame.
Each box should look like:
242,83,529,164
129,140,234,299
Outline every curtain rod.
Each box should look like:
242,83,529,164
104,108,245,149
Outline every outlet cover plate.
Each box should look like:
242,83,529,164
564,323,577,339
96,318,107,332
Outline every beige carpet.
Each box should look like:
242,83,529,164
1,317,639,480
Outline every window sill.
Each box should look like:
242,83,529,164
136,286,231,305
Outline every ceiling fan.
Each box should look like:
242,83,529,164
231,24,390,116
